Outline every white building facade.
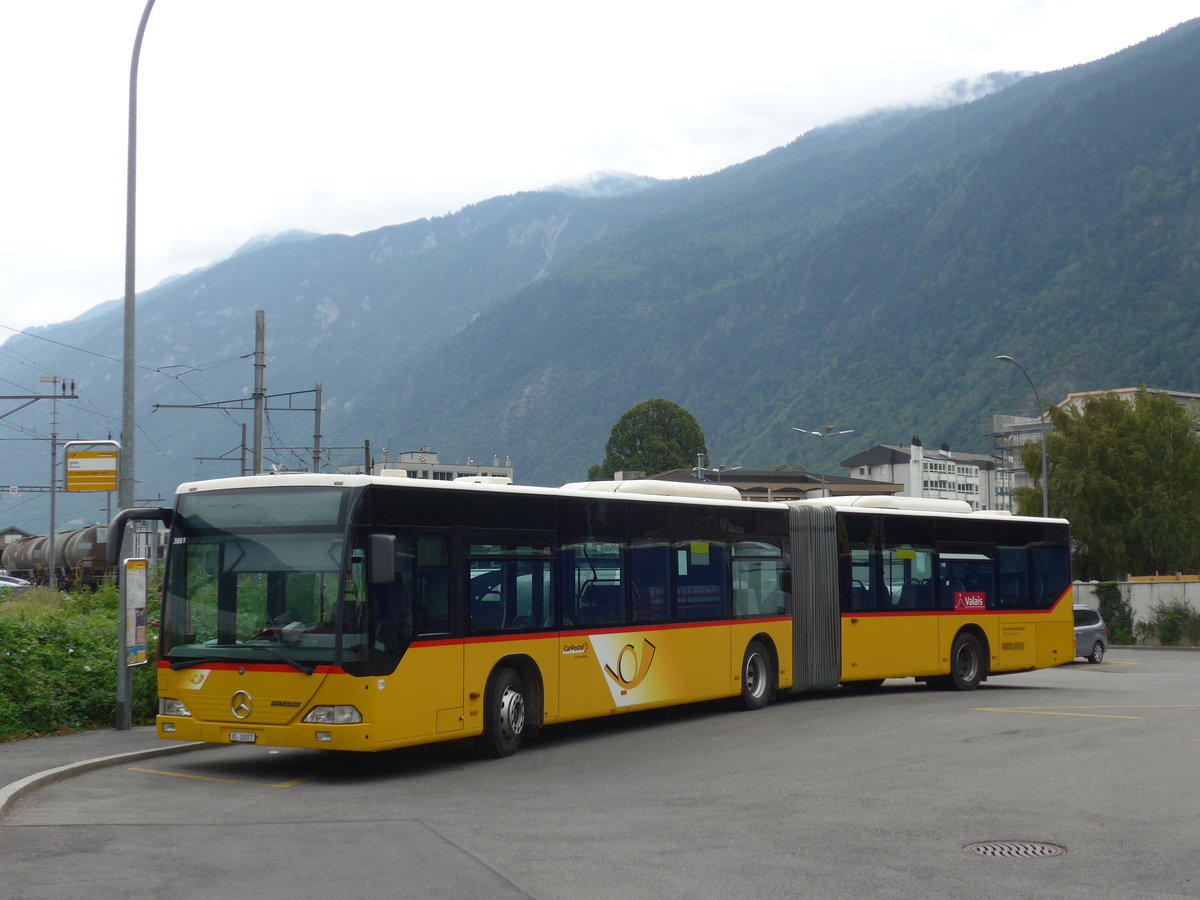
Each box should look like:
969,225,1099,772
841,440,1002,511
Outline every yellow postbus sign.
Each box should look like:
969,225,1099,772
64,441,120,492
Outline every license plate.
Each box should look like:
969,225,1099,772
229,731,257,744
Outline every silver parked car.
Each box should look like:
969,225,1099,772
1074,605,1108,663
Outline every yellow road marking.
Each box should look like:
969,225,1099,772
974,708,1140,719
974,704,1200,720
129,767,316,788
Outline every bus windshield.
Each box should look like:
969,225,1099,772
161,487,375,670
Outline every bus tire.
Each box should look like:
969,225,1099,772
481,667,526,758
947,632,985,691
739,640,773,710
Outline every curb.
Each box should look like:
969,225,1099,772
0,740,207,819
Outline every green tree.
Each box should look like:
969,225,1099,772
587,399,706,480
1016,389,1200,580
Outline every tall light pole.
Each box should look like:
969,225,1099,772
995,355,1049,518
792,426,854,497
120,0,156,510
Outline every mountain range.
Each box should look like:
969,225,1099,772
3,18,1199,532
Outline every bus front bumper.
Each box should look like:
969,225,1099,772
157,716,375,751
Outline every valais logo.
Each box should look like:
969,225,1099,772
954,592,987,611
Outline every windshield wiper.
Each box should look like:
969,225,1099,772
254,646,317,675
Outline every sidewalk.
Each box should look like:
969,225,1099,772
0,726,202,817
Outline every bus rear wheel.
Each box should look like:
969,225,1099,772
947,632,985,691
739,640,773,710
481,667,526,757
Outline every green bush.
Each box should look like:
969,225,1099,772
0,586,159,742
1135,597,1200,646
1094,581,1136,644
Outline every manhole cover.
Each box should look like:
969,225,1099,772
964,841,1065,859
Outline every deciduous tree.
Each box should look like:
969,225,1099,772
587,399,706,480
1016,389,1200,580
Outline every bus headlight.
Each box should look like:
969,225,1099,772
159,698,192,717
303,705,363,725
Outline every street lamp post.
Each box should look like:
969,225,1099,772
121,0,157,510
995,355,1049,518
792,426,854,497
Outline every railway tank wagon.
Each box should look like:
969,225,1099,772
1,524,111,587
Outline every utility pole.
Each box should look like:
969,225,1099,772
312,382,323,473
154,312,324,474
1,380,78,587
253,310,266,474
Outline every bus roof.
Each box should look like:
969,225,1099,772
172,473,762,510
172,474,1067,524
789,494,1068,524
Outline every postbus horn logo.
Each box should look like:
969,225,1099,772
604,639,656,690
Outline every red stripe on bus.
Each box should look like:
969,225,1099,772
841,605,1067,619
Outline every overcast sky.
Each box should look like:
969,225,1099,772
2,1,1196,336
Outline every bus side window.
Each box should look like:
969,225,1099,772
937,551,995,611
838,515,879,613
675,541,727,620
563,542,624,626
883,546,934,611
416,570,449,634
413,533,451,635
629,542,670,623
1031,546,1070,609
368,535,412,654
733,541,786,617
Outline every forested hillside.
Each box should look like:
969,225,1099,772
2,19,1198,527
374,19,1200,483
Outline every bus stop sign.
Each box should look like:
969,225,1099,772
64,440,120,492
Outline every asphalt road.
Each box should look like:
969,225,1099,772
3,649,1198,900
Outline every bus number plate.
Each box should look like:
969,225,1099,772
229,731,257,744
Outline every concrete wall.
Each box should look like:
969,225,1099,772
1073,579,1200,627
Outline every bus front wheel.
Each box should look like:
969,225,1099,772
947,632,985,691
481,667,527,757
739,640,773,710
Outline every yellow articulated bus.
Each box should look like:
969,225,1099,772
108,474,1074,756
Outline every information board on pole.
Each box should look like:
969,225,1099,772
64,440,120,492
123,558,148,667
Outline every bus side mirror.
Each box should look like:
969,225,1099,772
369,533,396,585
107,506,174,566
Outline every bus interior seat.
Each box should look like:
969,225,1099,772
579,582,623,623
851,583,872,610
471,598,505,631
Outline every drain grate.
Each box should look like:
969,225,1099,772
964,841,1065,859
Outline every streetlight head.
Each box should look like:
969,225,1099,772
995,355,1016,363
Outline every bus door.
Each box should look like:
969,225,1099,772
835,512,937,681
558,541,628,720
376,531,464,743
463,532,560,726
